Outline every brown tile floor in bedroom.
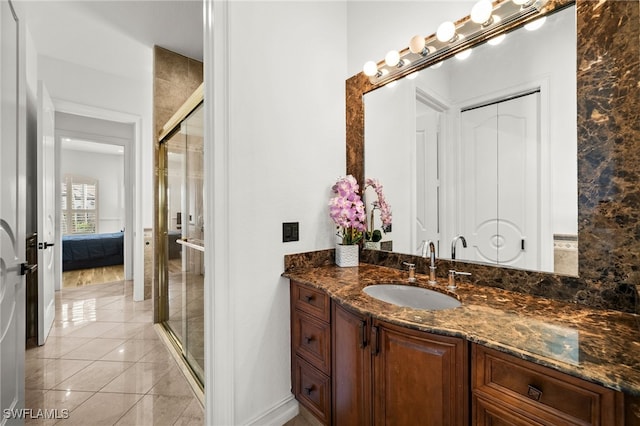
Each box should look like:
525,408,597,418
25,280,204,425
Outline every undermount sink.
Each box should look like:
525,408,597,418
363,284,461,310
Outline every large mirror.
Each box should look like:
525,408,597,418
363,5,577,276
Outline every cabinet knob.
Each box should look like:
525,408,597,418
304,295,314,303
304,335,314,344
527,385,543,401
304,386,314,396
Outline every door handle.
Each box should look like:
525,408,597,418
358,320,367,349
371,325,380,356
38,242,55,249
20,263,38,275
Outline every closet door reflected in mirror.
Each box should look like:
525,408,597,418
162,101,204,385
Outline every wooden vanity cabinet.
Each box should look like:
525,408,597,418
472,344,624,426
332,301,468,426
332,302,372,425
371,319,469,426
290,280,631,425
291,281,332,424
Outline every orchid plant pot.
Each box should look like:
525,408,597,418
335,244,359,267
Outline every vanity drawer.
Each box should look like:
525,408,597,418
473,395,545,426
292,309,331,374
473,344,622,425
293,355,331,425
291,281,330,322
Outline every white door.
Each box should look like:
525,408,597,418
461,93,539,269
1,0,26,419
415,105,440,255
37,81,56,345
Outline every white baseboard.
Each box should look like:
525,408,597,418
245,394,299,426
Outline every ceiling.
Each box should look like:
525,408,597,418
18,0,203,80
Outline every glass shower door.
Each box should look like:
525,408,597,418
162,102,204,385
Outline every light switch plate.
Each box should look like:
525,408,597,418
282,222,299,242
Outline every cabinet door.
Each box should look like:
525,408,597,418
332,302,372,426
372,320,468,426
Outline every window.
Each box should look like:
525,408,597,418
61,175,98,234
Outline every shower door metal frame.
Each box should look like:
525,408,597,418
154,84,204,388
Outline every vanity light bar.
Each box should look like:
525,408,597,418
364,0,548,85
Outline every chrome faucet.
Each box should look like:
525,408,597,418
418,240,438,285
426,240,437,285
450,235,467,260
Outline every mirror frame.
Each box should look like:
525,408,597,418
346,0,640,314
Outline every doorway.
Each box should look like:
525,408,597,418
55,112,135,292
59,138,126,289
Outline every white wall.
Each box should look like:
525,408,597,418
60,149,125,234
212,1,347,423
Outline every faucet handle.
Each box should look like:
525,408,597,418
448,269,471,290
403,262,416,283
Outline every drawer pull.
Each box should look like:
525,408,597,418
527,385,543,401
371,326,380,356
304,335,314,344
304,386,314,396
304,295,314,303
358,320,367,349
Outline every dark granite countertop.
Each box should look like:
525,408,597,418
283,263,640,396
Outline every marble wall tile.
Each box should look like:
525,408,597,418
153,46,204,139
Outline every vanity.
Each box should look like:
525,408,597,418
284,261,640,425
285,0,640,423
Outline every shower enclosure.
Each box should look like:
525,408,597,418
156,89,204,386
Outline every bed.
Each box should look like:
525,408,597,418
62,232,124,271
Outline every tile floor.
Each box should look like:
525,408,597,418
25,280,204,425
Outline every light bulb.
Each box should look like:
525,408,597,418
409,35,426,54
436,21,457,43
487,33,506,45
471,0,493,25
385,50,400,67
363,61,378,77
524,16,546,31
455,49,472,60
